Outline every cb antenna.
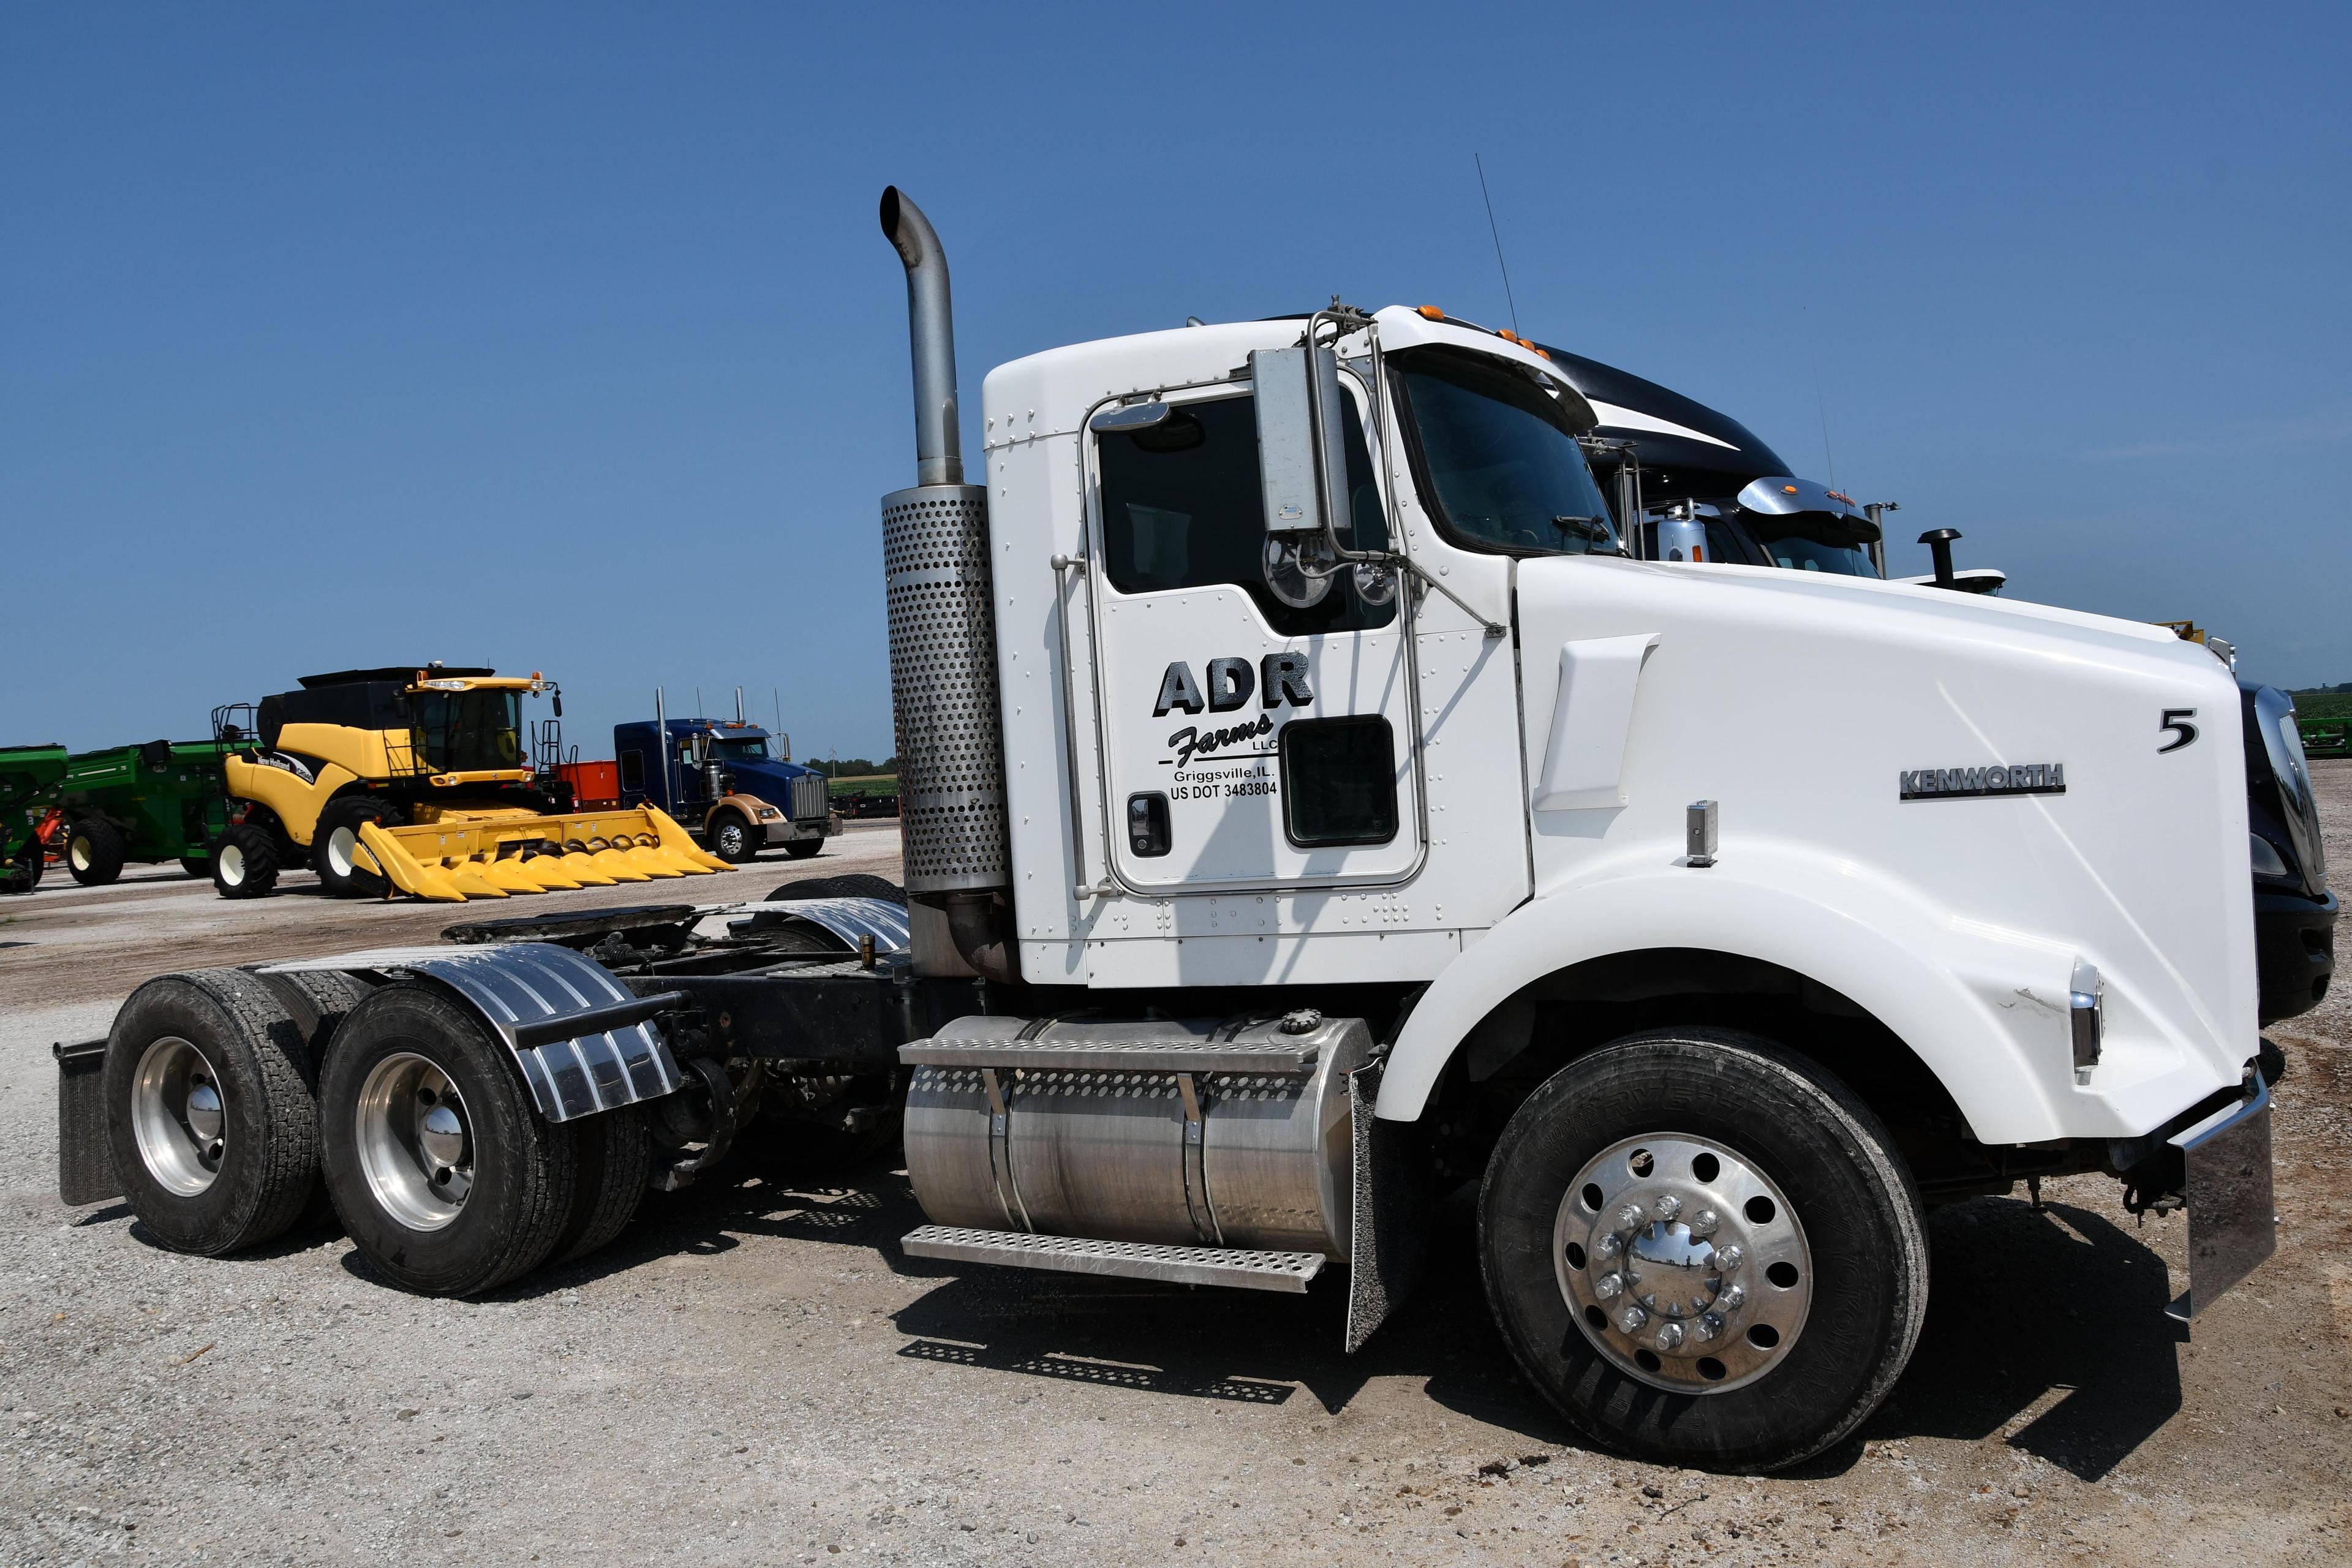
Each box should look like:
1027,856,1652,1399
1474,153,1520,337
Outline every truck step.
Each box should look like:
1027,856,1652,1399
899,1014,1333,1076
900,1225,1326,1293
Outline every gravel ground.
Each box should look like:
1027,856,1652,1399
3,809,2350,1566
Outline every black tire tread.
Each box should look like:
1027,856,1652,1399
551,1105,651,1264
213,823,279,899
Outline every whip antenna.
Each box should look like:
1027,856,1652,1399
1475,153,1520,337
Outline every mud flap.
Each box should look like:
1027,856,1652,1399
1344,1061,1430,1353
54,1038,118,1207
2165,1072,2276,1324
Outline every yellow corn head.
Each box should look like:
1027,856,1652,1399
354,804,729,903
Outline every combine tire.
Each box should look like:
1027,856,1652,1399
103,970,321,1256
67,820,126,886
313,797,394,898
1479,1028,1928,1474
320,984,578,1296
708,809,763,865
212,824,279,899
551,1104,651,1265
783,839,824,860
178,856,211,880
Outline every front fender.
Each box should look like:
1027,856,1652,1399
1378,843,2151,1144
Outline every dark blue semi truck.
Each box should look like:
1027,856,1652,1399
614,717,839,863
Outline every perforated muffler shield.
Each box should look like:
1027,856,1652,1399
883,483,1009,894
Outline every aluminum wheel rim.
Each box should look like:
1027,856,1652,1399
131,1036,227,1196
354,1051,475,1232
717,820,745,856
1553,1133,1812,1393
218,843,245,885
325,826,359,880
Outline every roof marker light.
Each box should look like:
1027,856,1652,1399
1416,304,1445,321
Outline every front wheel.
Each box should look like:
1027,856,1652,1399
312,797,395,897
1479,1028,1928,1473
782,838,823,860
212,824,279,899
320,984,578,1296
708,809,761,864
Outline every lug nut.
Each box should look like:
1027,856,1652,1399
1594,1272,1624,1300
1594,1232,1622,1260
1654,1194,1681,1221
1616,1305,1649,1333
1689,1208,1720,1237
1695,1313,1725,1342
1656,1321,1686,1351
1718,1283,1746,1311
1615,1204,1646,1231
1714,1244,1743,1272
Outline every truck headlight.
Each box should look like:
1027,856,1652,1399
2250,832,2291,880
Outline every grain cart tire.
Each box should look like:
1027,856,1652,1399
709,809,762,865
319,983,579,1296
1479,1028,1929,1474
67,819,127,886
783,839,824,859
211,824,279,899
178,856,211,880
549,1103,652,1265
312,797,394,898
102,970,321,1256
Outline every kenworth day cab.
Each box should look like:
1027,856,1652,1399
55,188,2276,1473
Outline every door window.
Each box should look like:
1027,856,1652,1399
1096,391,1392,635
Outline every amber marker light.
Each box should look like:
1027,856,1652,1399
1416,304,1445,320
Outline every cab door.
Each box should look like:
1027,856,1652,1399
1084,371,1420,893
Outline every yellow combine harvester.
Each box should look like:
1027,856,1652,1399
211,664,729,902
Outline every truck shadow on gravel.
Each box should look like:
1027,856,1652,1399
325,1153,2184,1480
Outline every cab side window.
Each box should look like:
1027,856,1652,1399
1097,390,1393,635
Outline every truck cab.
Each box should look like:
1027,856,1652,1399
613,717,837,862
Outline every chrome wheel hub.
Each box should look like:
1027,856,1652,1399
131,1036,227,1196
355,1052,475,1231
1554,1134,1811,1393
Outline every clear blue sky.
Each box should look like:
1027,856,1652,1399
7,4,2347,758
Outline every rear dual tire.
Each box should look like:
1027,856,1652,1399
318,984,649,1294
1479,1029,1928,1474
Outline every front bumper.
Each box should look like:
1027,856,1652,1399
761,812,842,846
2254,885,2336,1025
2163,1072,2275,1324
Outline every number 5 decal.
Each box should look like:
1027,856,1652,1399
2159,708,2199,753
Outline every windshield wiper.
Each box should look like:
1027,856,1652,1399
1550,514,1612,544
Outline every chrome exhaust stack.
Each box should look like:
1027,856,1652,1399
878,187,1017,982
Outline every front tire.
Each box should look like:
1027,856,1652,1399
782,838,823,860
1479,1028,1928,1473
178,856,211,880
320,984,578,1295
312,797,394,897
212,823,279,899
67,819,127,886
103,970,322,1255
708,809,761,864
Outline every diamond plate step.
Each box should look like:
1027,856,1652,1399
901,1226,1326,1293
898,1037,1317,1075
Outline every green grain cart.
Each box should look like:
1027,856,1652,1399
55,741,235,885
1,744,69,893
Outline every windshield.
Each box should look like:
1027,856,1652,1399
711,737,769,761
1393,348,1619,556
1745,517,1877,576
410,690,522,772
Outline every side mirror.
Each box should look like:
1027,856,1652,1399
1250,345,1350,607
551,691,563,718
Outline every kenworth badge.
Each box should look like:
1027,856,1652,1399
1899,763,2065,801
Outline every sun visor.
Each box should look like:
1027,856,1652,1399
1736,477,1878,542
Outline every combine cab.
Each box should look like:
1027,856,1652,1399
212,665,730,902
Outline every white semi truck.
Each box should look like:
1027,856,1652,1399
54,188,2278,1473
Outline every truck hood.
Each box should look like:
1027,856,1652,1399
1513,554,2255,1132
